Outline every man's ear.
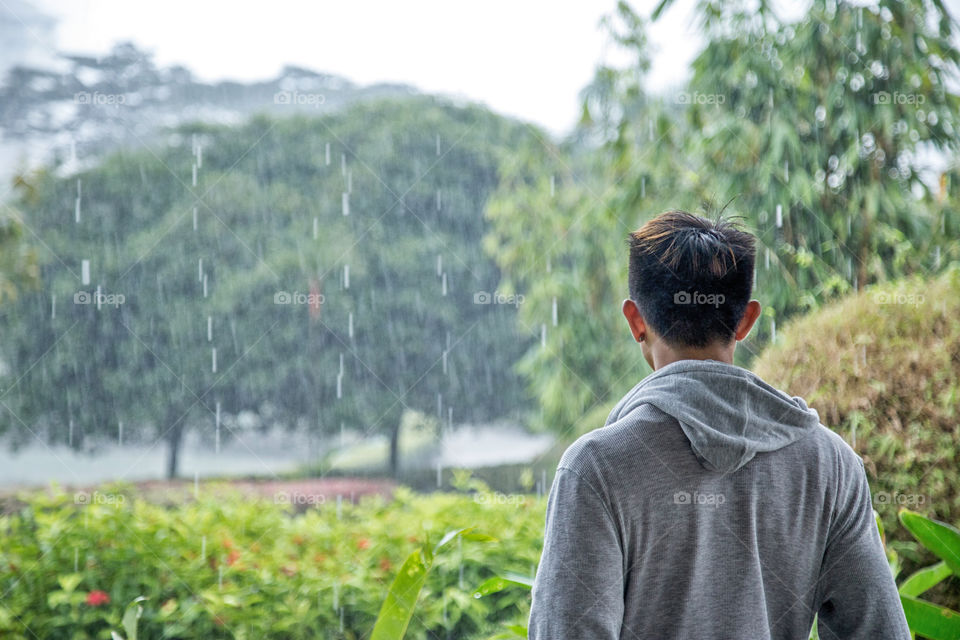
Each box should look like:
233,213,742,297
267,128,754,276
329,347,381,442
734,300,762,341
622,299,647,343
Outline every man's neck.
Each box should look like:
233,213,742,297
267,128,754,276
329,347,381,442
650,344,735,371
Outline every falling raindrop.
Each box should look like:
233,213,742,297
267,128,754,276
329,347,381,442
207,316,213,341
342,192,350,216
436,189,442,211
201,535,207,561
775,205,783,228
441,272,447,296
81,259,90,286
348,312,354,338
51,295,56,319
95,285,102,310
550,175,555,197
437,392,442,418
436,463,443,488
75,180,81,223
313,217,318,239
211,348,217,373
69,419,74,447
442,349,448,374
771,318,777,343
343,265,350,289
215,401,221,451
784,161,789,182
436,133,441,156
118,421,123,445
336,373,343,399
541,324,547,348
325,143,331,165
198,258,204,282
765,248,770,269
192,163,198,187
934,246,941,269
437,254,443,276
193,206,198,230
339,353,344,376
196,144,203,168
551,297,558,327
203,273,208,298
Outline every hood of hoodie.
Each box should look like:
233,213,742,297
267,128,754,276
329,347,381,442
606,359,821,473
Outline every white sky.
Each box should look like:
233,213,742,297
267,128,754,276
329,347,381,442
22,0,704,135
12,0,960,135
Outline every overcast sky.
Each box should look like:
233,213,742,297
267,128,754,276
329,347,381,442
7,0,706,135
5,0,960,135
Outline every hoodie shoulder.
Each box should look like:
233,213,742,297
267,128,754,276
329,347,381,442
558,403,676,481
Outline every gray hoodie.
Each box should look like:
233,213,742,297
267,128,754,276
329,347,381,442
528,359,909,639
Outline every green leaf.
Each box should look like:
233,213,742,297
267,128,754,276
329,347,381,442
899,510,960,576
473,573,534,598
899,562,952,598
370,548,431,640
57,573,82,594
121,596,148,640
900,595,960,640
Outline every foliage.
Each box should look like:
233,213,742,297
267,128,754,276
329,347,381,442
890,510,960,640
0,481,544,639
754,267,960,542
483,0,960,436
0,98,539,475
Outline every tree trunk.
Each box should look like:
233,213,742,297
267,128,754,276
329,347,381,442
388,420,401,479
166,420,184,479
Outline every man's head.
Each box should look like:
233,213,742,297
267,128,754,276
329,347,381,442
622,210,761,369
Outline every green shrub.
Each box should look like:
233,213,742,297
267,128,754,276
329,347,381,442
754,266,960,541
0,481,543,639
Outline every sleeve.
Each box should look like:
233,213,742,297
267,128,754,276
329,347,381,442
815,457,910,640
528,467,624,640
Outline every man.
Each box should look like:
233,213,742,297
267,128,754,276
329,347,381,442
528,211,909,639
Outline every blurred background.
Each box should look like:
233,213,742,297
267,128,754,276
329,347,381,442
2,1,960,637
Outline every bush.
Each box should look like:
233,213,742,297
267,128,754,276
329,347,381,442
0,481,543,639
754,266,960,541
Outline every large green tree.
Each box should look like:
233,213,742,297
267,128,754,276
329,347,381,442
0,98,537,477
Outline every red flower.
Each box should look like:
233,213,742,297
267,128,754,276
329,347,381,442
379,556,392,572
356,538,370,550
85,590,110,606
